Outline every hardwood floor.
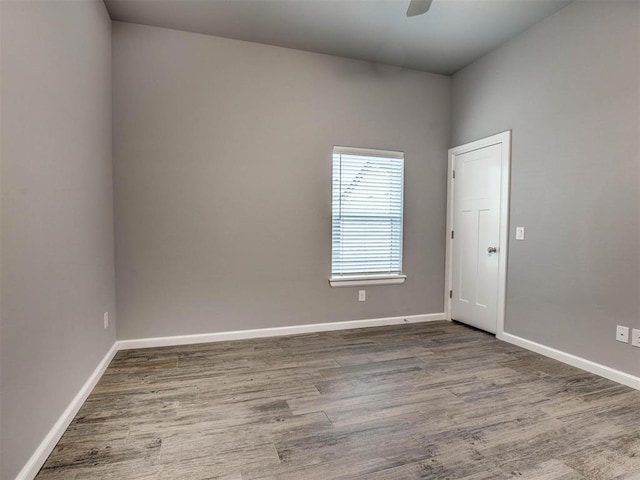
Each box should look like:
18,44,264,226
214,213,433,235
36,321,640,479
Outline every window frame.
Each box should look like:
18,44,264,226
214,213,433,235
329,146,407,288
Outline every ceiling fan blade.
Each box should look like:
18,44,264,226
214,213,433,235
406,0,433,17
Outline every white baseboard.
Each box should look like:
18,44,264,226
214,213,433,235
117,313,447,350
498,332,640,391
15,342,119,480
15,313,445,479
21,316,637,480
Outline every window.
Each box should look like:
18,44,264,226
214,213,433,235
330,146,406,287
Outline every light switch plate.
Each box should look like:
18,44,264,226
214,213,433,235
616,325,629,343
515,227,525,240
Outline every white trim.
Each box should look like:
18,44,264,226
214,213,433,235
329,275,407,287
15,342,119,480
444,148,454,321
333,145,404,159
16,314,446,479
498,332,640,391
445,130,511,336
117,313,446,350
14,315,640,480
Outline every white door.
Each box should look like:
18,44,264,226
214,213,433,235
448,133,510,334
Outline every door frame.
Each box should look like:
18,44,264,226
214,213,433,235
445,130,512,336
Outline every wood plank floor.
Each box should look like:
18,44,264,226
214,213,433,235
36,321,640,480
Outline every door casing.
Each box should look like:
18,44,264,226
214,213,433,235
445,130,511,336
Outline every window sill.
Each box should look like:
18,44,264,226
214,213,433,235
329,275,407,288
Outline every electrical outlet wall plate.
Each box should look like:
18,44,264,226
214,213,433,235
631,328,640,348
358,290,366,302
616,325,629,343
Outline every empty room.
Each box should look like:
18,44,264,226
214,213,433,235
1,0,640,479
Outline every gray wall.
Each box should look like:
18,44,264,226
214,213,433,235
452,0,640,376
0,2,115,478
113,22,451,340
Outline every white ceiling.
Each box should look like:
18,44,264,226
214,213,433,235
104,0,572,75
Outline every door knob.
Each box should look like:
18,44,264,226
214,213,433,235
487,247,497,253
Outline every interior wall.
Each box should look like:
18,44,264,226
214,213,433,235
0,1,115,478
112,22,451,340
452,0,640,376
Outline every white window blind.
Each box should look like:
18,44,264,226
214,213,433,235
331,146,404,278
